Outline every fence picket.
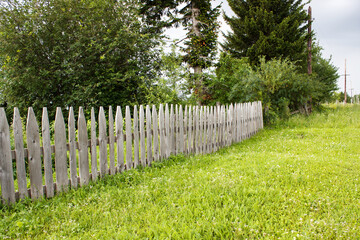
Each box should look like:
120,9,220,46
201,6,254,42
0,108,15,204
179,106,184,153
152,105,159,161
13,108,28,199
170,105,175,155
99,107,108,177
146,105,153,165
125,106,133,169
27,108,44,199
165,104,170,158
68,107,78,188
109,106,115,175
134,106,139,167
139,105,146,167
1,101,263,204
115,106,125,172
187,106,192,154
41,108,54,198
54,107,68,193
90,108,98,181
78,107,89,186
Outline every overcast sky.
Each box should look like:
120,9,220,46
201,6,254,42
165,0,360,96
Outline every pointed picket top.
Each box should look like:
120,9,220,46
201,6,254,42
68,107,78,188
115,106,125,172
133,105,139,167
125,106,133,169
139,105,146,167
42,107,54,198
108,106,115,175
90,107,98,181
146,105,153,165
98,106,108,177
54,107,68,192
0,108,15,204
13,107,28,199
152,105,159,161
78,107,89,186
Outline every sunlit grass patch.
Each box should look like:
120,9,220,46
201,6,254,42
1,105,360,239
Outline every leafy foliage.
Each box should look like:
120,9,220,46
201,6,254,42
223,0,310,67
0,0,161,119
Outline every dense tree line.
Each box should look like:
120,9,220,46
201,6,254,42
0,0,339,124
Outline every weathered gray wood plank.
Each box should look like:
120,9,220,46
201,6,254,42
178,105,184,153
133,106,139,167
152,105,159,161
78,107,89,186
165,104,170,158
170,104,175,155
27,107,44,199
139,105,146,167
159,104,165,159
98,107,108,177
187,106,192,154
184,106,188,154
194,106,199,154
125,106,133,169
68,107,78,188
108,106,115,175
115,106,125,172
54,107,68,193
146,105,152,165
41,108,54,198
0,108,15,204
13,108,28,199
90,108,98,181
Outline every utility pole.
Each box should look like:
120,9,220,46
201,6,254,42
344,59,347,103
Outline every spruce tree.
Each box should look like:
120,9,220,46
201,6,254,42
223,0,310,67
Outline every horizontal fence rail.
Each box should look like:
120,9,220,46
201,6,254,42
0,102,263,204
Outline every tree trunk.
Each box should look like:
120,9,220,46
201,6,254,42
191,2,203,105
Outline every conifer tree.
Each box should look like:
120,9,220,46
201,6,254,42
223,0,310,67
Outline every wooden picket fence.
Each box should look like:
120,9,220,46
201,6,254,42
0,101,263,204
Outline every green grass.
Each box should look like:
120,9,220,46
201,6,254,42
1,104,360,239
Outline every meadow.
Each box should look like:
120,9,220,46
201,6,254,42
1,104,359,239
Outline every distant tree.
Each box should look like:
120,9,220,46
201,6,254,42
0,0,161,119
140,0,220,103
310,43,339,104
223,0,310,67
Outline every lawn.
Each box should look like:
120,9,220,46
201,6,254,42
1,104,360,239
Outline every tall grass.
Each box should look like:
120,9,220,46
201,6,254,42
1,104,359,239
